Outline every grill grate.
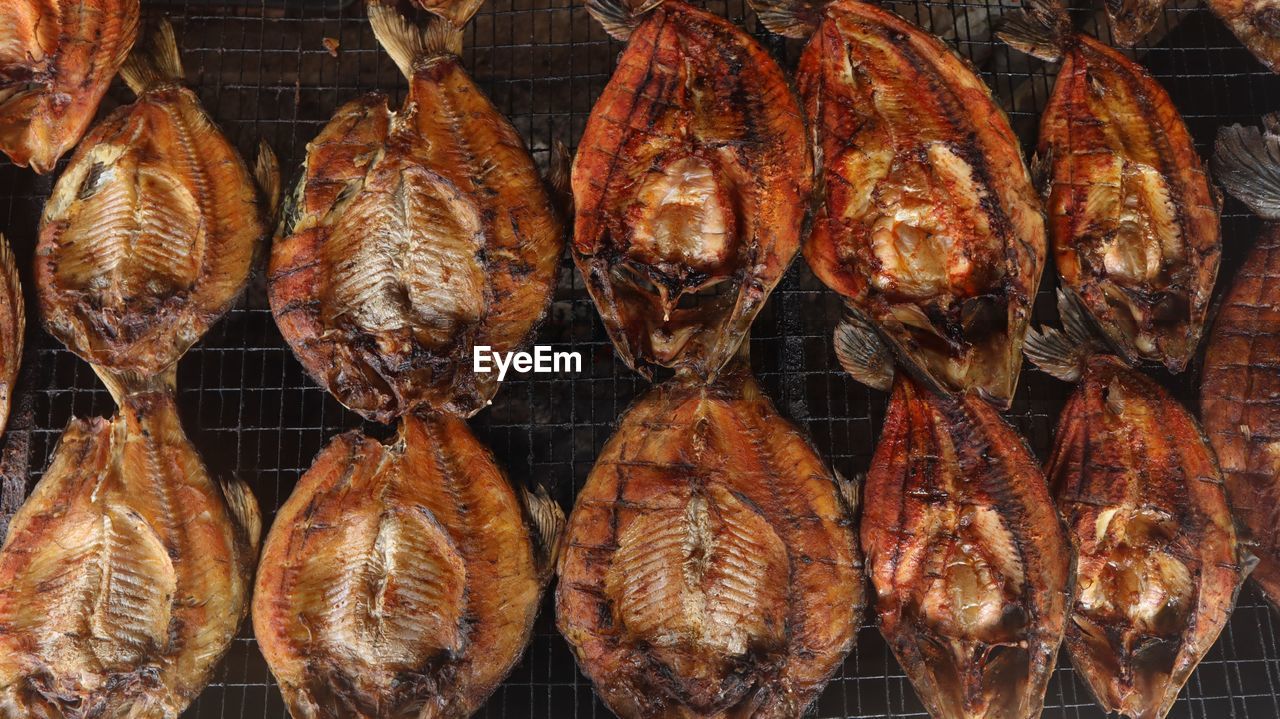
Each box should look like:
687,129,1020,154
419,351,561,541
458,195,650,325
1,0,1279,716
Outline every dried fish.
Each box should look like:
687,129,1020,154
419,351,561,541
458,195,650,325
270,0,563,422
1202,116,1280,610
752,0,1045,408
1000,0,1221,373
254,413,562,719
0,235,23,439
1205,0,1280,73
1027,292,1246,719
557,365,863,719
570,0,811,380
0,0,139,172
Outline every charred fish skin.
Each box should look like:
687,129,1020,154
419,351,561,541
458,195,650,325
253,413,561,719
1206,0,1280,73
0,391,261,719
557,367,863,719
751,0,1045,409
862,374,1070,719
36,21,271,388
1203,118,1280,609
0,235,24,438
0,0,140,173
570,0,812,381
1000,1,1221,374
270,0,563,423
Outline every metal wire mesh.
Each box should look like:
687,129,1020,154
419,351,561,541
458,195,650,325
0,0,1278,716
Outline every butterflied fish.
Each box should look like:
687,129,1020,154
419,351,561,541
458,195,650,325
1000,0,1221,373
269,0,563,422
557,364,864,718
1026,291,1246,719
751,0,1045,408
570,0,811,381
1205,0,1280,73
1202,116,1280,610
0,234,23,438
254,412,562,719
0,0,139,172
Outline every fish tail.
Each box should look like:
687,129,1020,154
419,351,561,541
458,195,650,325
415,0,488,28
996,0,1072,62
749,0,826,39
1212,116,1280,221
587,0,664,41
1023,288,1101,382
368,1,465,76
120,19,186,95
93,364,179,407
1104,0,1163,46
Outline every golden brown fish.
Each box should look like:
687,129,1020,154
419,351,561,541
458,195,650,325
853,338,1069,719
1026,293,1246,719
0,234,24,438
0,0,139,172
1205,0,1280,73
750,0,1045,408
253,413,562,719
570,0,811,381
269,0,562,422
556,364,863,719
1000,0,1221,374
1202,117,1280,610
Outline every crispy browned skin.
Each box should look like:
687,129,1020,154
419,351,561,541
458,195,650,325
254,413,555,719
1206,0,1280,73
557,368,863,719
270,1,562,422
0,0,139,172
767,0,1044,408
570,0,811,380
1035,33,1220,372
1047,355,1241,719
0,391,260,718
36,24,266,391
863,375,1070,719
0,235,24,438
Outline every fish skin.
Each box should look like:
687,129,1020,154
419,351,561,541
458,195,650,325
1205,0,1280,73
570,0,811,381
0,392,260,719
557,367,863,719
253,413,554,719
0,0,139,173
270,12,562,423
793,0,1044,408
1037,34,1219,373
0,235,24,439
1048,355,1242,719
862,375,1070,719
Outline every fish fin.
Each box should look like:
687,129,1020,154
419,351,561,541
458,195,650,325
368,1,461,76
1103,0,1164,46
546,139,573,218
749,0,825,39
220,473,263,558
0,234,25,353
834,470,861,518
1213,117,1280,221
587,0,664,41
1030,148,1053,197
120,19,185,95
1023,288,1099,382
996,0,1070,63
254,141,283,224
523,485,566,572
834,311,894,392
414,0,487,26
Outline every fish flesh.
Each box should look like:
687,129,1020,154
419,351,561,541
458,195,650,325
254,412,562,719
0,22,273,717
1202,116,1280,610
0,0,139,173
1205,0,1280,73
751,0,1045,408
1000,0,1221,373
0,234,23,438
37,21,273,395
1026,294,1245,719
570,0,811,381
556,365,864,719
860,367,1070,719
270,0,563,422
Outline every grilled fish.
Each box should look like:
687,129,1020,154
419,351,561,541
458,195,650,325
270,0,563,423
0,0,139,172
751,0,1045,408
1000,0,1221,374
1205,0,1280,73
0,235,23,438
557,365,863,719
850,333,1069,719
570,0,811,381
254,413,562,719
1202,117,1280,610
1026,293,1245,719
